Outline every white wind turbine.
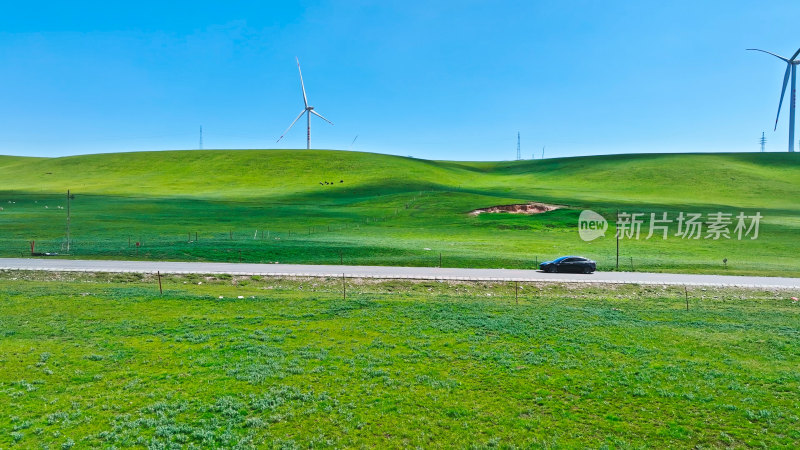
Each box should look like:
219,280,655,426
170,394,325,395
276,58,333,149
748,47,800,152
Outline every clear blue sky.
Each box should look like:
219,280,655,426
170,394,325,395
1,1,798,160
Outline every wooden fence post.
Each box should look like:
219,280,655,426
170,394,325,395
684,286,689,311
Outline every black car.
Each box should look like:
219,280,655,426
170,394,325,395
539,256,596,273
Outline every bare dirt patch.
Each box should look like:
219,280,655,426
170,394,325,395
468,202,562,216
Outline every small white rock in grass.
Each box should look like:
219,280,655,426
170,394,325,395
219,296,224,299
238,296,244,299
197,282,202,285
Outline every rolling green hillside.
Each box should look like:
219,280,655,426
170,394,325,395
1,150,799,275
2,150,799,207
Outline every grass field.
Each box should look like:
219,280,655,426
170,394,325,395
1,150,799,275
1,271,799,448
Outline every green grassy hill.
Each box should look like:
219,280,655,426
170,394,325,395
1,150,799,275
3,150,799,206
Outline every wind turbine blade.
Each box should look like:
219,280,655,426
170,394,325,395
309,109,333,125
775,64,791,131
747,48,790,63
276,109,307,143
791,48,800,61
296,57,308,108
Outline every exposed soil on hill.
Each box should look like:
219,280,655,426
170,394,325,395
468,202,562,216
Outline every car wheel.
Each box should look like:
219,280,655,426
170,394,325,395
547,265,557,273
583,266,592,274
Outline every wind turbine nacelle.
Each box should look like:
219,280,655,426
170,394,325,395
307,106,315,110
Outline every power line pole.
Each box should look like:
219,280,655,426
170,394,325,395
199,125,203,150
65,189,72,253
760,131,766,152
616,209,620,270
516,132,521,160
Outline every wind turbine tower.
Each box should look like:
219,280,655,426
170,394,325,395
748,47,800,152
516,132,521,160
277,58,334,149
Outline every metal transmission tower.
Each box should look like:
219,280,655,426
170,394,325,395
760,132,766,152
516,132,521,160
199,125,203,150
747,47,800,152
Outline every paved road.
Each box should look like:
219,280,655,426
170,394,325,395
1,258,799,289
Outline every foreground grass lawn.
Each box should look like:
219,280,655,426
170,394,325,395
1,271,799,448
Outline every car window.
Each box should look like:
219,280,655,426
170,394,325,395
553,257,569,263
